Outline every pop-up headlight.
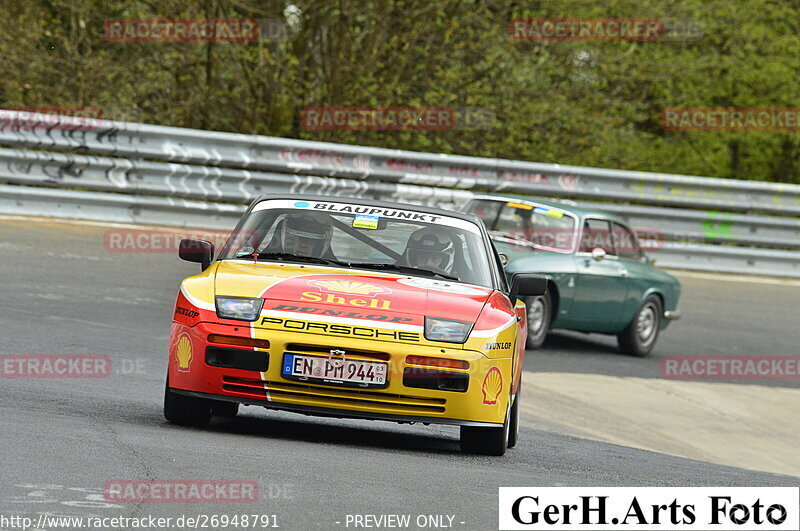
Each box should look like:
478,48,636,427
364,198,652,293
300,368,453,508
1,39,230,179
424,317,473,343
215,297,264,321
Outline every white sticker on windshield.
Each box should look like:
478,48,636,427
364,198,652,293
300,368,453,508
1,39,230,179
252,199,482,234
313,202,441,223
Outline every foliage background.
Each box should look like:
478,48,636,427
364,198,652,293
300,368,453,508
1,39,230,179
1,0,797,182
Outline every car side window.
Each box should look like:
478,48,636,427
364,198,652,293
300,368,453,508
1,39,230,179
612,222,644,260
580,219,616,256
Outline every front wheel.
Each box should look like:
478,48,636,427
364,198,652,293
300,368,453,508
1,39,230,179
525,292,552,350
617,295,662,357
460,400,511,456
164,379,213,427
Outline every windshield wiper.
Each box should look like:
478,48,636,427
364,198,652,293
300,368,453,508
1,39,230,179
354,262,460,282
256,252,351,268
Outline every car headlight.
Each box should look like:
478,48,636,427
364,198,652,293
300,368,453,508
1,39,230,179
424,317,473,343
215,296,264,321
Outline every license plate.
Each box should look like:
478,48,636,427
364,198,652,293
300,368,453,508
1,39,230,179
281,353,388,388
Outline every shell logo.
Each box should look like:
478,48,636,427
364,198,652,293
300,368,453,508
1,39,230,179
481,366,503,405
175,333,193,373
307,279,390,297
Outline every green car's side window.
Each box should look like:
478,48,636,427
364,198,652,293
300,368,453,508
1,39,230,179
612,222,645,261
580,218,617,256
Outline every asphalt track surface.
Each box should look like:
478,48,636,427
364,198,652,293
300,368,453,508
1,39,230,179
0,218,797,531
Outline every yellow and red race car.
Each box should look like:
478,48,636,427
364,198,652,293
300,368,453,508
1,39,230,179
164,195,546,455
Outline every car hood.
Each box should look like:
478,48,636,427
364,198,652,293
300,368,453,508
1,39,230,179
213,260,493,326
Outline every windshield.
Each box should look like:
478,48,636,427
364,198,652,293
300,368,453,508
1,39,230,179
221,199,494,288
468,199,577,252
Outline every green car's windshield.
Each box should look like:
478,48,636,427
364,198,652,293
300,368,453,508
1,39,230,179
468,199,577,252
221,199,494,288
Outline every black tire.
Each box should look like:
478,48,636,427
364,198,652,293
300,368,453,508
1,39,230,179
212,400,239,418
163,379,213,427
617,295,662,357
525,292,552,349
506,380,521,449
460,401,510,456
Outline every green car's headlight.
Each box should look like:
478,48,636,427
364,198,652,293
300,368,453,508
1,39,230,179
424,317,473,344
215,296,264,321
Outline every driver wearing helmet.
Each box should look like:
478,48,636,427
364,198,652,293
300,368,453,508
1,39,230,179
403,227,456,275
275,212,334,258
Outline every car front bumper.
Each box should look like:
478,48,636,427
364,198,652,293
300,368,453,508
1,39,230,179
167,321,514,427
173,389,503,427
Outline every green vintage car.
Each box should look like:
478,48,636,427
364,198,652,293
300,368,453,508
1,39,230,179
465,195,681,356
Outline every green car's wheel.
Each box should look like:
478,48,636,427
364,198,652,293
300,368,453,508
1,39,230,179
525,292,552,349
163,379,213,427
506,380,521,449
618,295,662,357
460,397,511,456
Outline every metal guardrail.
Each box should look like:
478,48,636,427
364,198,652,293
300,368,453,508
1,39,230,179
0,146,471,209
574,201,800,250
0,184,244,228
653,243,800,278
0,110,798,277
2,110,800,214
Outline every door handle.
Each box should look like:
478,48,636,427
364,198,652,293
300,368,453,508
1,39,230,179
619,268,629,277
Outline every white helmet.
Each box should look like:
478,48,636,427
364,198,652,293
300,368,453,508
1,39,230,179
280,213,333,256
404,227,455,273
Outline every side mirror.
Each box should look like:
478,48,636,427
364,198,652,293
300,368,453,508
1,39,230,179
510,273,548,302
498,253,510,267
179,238,214,270
591,247,607,261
